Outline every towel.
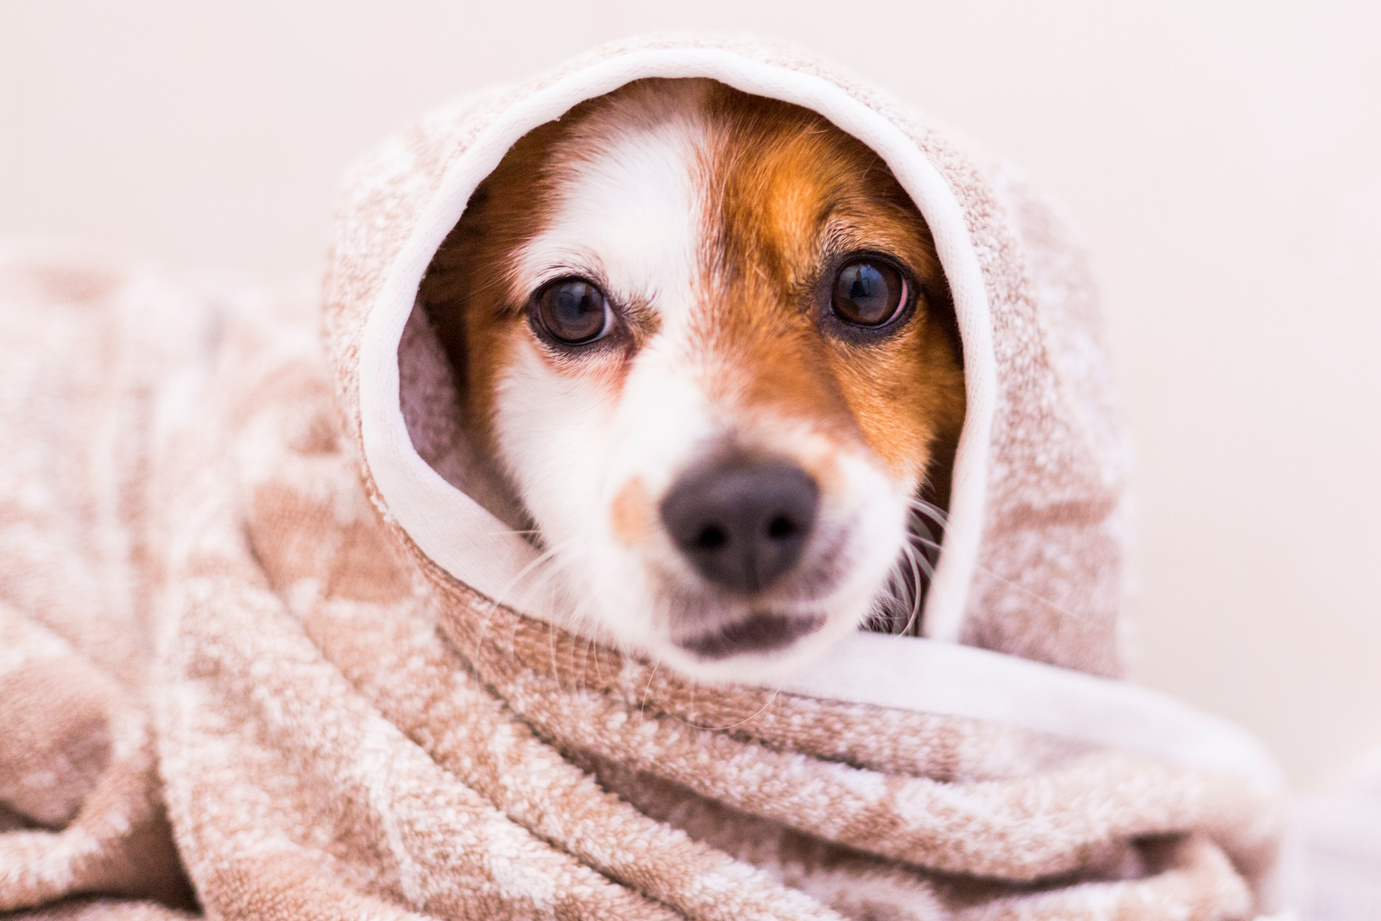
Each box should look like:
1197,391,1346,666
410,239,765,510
1,36,1286,920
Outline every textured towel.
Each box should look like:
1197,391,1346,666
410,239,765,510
1,36,1284,920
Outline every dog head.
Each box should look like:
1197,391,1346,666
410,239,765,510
421,78,965,681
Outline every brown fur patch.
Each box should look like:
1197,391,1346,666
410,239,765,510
609,476,654,547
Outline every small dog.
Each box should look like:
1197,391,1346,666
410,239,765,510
421,78,965,681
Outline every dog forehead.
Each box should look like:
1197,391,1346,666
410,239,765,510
516,109,711,326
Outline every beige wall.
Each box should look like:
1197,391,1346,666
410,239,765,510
3,0,1378,788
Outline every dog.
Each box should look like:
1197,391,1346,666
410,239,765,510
420,78,965,681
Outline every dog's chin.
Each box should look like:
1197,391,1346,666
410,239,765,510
675,611,826,660
644,607,867,684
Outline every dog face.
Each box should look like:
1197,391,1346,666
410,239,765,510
422,79,965,681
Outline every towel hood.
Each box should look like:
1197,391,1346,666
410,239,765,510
321,35,1275,785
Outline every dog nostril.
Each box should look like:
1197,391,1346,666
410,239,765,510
659,458,819,594
766,516,797,541
695,524,728,550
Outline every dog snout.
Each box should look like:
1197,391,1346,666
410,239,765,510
659,458,819,593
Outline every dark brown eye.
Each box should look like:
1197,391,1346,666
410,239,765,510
830,259,907,328
533,278,612,345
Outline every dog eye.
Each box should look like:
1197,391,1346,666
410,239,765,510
533,278,612,345
830,259,907,328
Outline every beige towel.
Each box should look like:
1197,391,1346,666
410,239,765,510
1,36,1284,920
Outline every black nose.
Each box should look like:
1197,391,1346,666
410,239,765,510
659,458,819,593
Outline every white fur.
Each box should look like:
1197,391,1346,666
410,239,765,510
491,87,914,682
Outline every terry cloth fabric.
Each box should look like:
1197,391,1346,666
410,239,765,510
2,35,1287,921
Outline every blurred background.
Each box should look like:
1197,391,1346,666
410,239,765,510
2,0,1377,789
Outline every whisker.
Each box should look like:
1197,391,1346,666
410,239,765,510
545,619,562,693
876,548,910,627
588,632,607,690
481,527,542,538
898,542,925,636
488,543,562,609
473,535,579,661
705,685,782,731
870,504,945,636
663,679,784,733
640,660,661,714
907,496,950,529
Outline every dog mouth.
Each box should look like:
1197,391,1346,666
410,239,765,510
674,611,826,660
